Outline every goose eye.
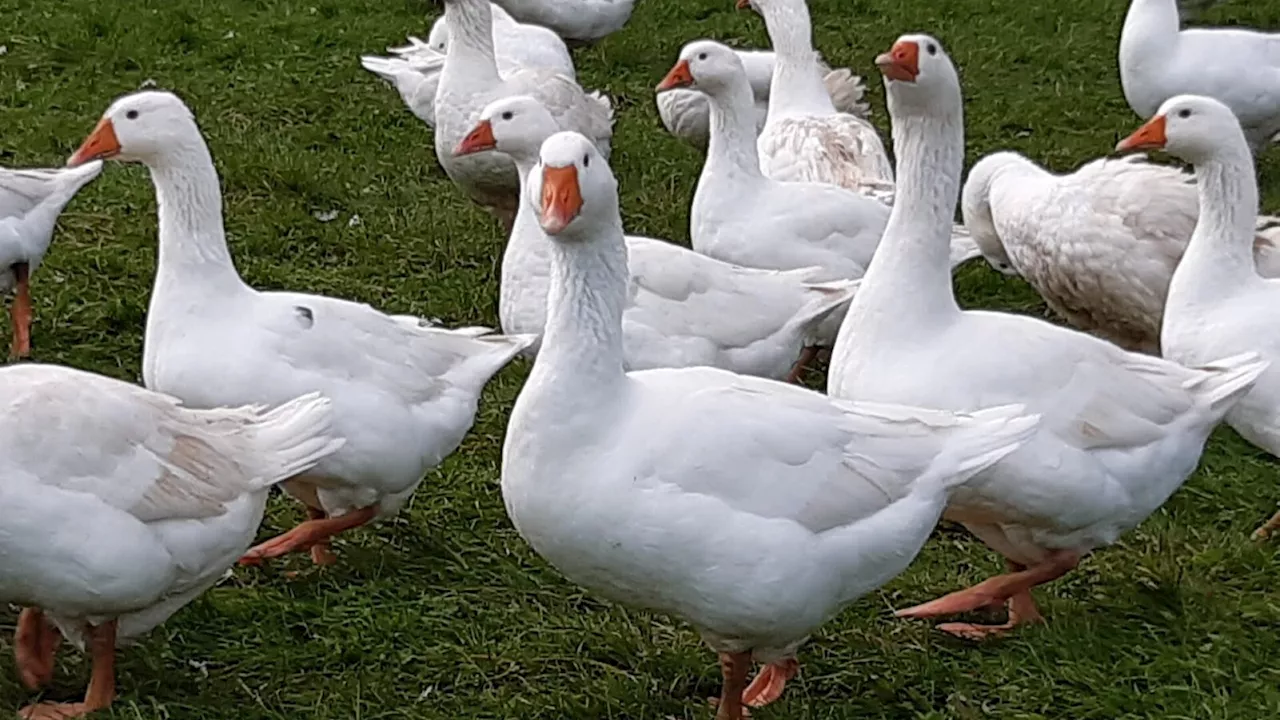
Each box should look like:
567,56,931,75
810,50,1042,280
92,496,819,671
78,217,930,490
126,110,139,120
1177,108,1191,119
926,43,938,56
501,111,513,121
697,52,708,61
583,154,590,167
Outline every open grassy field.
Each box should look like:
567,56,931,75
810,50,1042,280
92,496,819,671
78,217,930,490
3,0,1280,716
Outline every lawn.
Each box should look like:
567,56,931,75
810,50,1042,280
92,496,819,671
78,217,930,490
2,0,1280,717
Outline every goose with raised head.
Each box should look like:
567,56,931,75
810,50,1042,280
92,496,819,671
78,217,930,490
828,34,1267,640
66,90,534,568
1,364,341,720
962,150,1280,354
361,2,575,128
1118,95,1280,539
434,0,612,232
655,48,872,149
455,95,857,382
0,161,102,358
500,129,1041,718
491,0,636,45
735,0,893,195
1119,0,1280,153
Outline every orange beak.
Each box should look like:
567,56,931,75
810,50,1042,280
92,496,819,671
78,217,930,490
875,40,920,83
656,59,695,92
735,0,752,9
67,117,122,167
1116,115,1168,153
539,165,583,235
454,119,497,156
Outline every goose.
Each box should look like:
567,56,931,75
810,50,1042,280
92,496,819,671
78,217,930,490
66,90,534,567
500,129,1041,718
1119,0,1280,153
657,40,978,352
455,94,857,382
962,150,1280,353
1118,94,1280,539
828,33,1266,641
434,0,612,232
0,162,102,358
361,3,575,128
736,0,894,195
490,0,636,45
655,48,872,149
1,363,340,720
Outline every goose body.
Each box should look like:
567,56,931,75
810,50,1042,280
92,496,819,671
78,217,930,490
828,34,1266,640
1119,95,1280,538
0,162,102,357
501,130,1040,718
962,151,1280,353
1119,0,1280,152
434,0,612,231
491,0,636,45
67,90,533,567
0,363,340,718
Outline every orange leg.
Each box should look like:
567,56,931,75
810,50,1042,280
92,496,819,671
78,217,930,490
14,608,61,690
1252,507,1280,540
238,505,377,566
896,551,1078,636
742,657,799,708
10,262,31,359
306,506,339,566
19,620,115,720
713,652,752,720
785,346,819,385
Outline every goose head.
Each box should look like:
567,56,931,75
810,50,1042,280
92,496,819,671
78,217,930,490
68,91,201,168
455,95,559,163
528,131,618,239
1116,94,1247,165
656,40,748,98
875,33,961,115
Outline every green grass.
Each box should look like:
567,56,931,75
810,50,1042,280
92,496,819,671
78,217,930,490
2,0,1280,717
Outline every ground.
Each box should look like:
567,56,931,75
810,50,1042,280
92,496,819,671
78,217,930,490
1,0,1279,717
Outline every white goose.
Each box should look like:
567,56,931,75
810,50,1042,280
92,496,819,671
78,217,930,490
455,95,857,382
66,90,534,567
1118,95,1280,539
657,40,977,349
655,48,872,150
361,3,575,128
1,363,340,720
1119,0,1280,153
490,0,636,45
962,150,1280,353
829,34,1266,641
737,0,893,194
500,129,1041,718
434,0,612,232
0,162,102,358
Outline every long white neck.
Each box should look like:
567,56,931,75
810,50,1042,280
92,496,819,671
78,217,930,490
757,0,835,118
1120,0,1180,67
148,142,246,296
501,154,553,327
702,76,769,183
442,0,502,87
844,99,964,331
1169,138,1263,306
529,216,629,394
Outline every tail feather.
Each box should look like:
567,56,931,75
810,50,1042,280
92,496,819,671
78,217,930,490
246,393,344,491
912,403,1041,494
1183,351,1268,414
793,279,859,341
824,67,871,119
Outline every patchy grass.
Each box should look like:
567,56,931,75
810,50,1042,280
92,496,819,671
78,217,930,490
2,0,1280,717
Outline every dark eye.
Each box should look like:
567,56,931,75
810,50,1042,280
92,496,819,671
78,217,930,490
501,111,513,120
126,110,139,120
926,43,938,56
1178,108,1191,119
697,52,708,61
583,154,590,167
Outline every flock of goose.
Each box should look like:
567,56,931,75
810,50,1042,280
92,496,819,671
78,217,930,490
2,0,1280,717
